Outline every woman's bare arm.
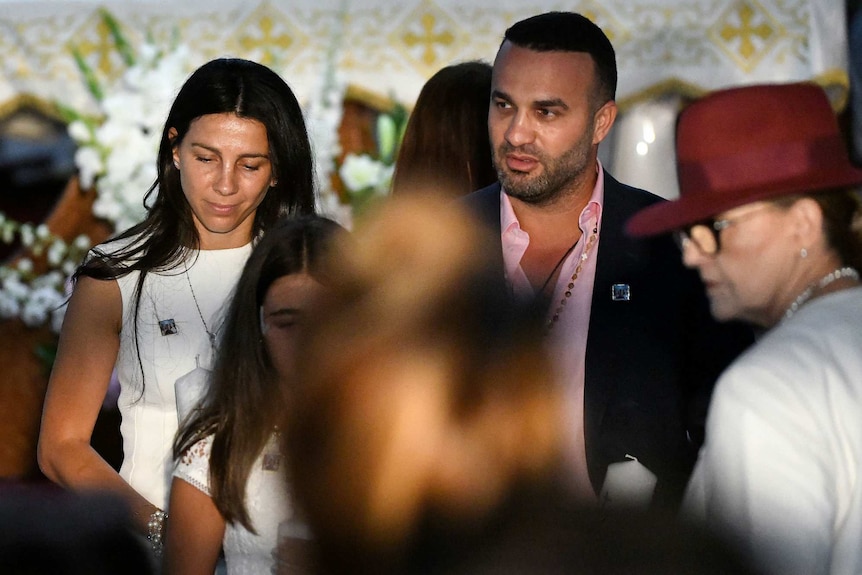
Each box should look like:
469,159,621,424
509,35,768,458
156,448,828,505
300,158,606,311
163,477,226,575
37,275,159,533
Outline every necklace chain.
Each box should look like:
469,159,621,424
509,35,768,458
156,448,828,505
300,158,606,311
184,266,217,350
783,266,860,320
538,238,581,296
546,225,599,333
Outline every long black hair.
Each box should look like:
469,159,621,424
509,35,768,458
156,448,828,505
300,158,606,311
173,215,344,532
75,58,316,385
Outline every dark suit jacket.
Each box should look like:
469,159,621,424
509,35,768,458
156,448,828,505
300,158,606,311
461,175,753,509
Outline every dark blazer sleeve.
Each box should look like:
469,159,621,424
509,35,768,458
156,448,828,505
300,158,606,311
459,183,506,277
584,173,753,509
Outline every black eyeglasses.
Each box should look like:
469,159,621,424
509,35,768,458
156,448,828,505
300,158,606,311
673,205,774,255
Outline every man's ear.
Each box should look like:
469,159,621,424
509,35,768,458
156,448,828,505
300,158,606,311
592,100,618,145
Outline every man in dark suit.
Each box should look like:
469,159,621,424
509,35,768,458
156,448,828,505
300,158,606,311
461,11,752,509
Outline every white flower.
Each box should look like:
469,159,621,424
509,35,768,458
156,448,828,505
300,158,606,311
1,222,14,244
0,291,20,319
20,285,64,327
73,235,91,251
3,28,192,330
16,258,33,274
68,120,92,143
3,275,29,300
47,239,67,266
75,146,104,189
19,224,34,247
62,260,78,277
338,153,391,193
21,301,48,327
69,41,191,233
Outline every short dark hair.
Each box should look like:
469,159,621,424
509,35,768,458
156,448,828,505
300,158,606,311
503,11,617,103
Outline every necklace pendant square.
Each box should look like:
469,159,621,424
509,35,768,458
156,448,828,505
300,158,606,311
262,453,281,472
159,319,178,336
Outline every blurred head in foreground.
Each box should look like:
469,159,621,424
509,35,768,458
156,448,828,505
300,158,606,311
283,193,568,572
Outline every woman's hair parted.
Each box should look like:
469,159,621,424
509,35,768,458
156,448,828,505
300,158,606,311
76,58,317,392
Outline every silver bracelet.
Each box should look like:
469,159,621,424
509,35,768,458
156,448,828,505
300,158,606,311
147,508,168,557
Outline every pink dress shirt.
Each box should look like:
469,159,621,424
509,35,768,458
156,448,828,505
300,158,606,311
500,163,605,498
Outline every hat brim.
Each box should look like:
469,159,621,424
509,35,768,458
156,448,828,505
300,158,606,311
626,166,862,237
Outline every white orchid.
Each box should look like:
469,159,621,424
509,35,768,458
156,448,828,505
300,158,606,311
73,146,104,190
0,11,183,333
67,120,91,142
338,153,393,193
63,28,190,235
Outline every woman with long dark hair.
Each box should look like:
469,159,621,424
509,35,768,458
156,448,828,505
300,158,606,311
165,216,343,575
37,58,315,558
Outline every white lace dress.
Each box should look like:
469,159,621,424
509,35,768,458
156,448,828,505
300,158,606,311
174,433,294,574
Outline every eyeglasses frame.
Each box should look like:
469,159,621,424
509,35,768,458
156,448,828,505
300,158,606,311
673,204,776,255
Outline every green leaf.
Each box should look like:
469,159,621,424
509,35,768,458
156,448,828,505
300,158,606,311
100,8,135,67
72,47,104,102
54,102,84,125
376,114,397,165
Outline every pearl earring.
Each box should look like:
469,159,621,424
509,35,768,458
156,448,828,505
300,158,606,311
800,247,808,259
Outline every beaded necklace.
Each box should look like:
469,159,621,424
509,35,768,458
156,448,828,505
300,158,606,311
546,224,599,332
537,239,581,296
783,266,859,320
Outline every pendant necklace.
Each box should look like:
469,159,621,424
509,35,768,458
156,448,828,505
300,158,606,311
184,264,218,352
545,225,599,333
262,426,282,471
537,237,581,297
783,266,859,320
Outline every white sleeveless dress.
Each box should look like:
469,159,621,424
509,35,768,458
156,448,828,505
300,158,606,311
112,241,252,510
174,433,295,575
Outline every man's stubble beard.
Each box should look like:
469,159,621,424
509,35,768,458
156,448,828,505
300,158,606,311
493,123,596,207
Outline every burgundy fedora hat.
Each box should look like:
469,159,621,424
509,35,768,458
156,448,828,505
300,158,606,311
626,82,862,237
